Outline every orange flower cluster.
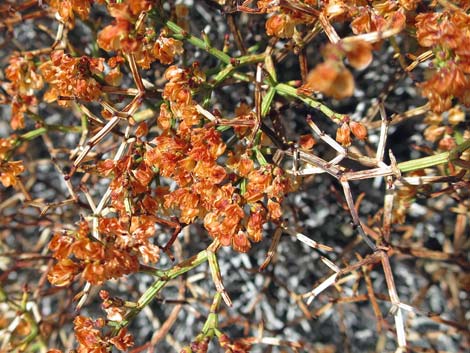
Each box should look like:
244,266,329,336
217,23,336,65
48,293,133,353
260,0,408,40
159,64,206,132
349,2,407,35
47,0,99,25
73,315,133,353
5,54,43,129
5,54,43,96
157,143,291,252
97,154,157,217
40,50,104,105
219,334,252,353
142,65,292,252
302,60,353,100
0,137,24,187
0,160,25,188
104,56,125,86
415,10,470,112
265,12,297,39
423,107,465,151
153,31,185,65
0,137,15,160
47,220,140,286
73,316,108,353
300,40,372,100
98,216,161,264
97,2,183,67
47,0,96,23
99,290,127,322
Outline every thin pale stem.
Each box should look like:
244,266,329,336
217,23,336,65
68,116,121,178
383,177,395,244
340,181,377,250
283,226,333,252
376,102,389,163
207,247,232,307
259,227,283,271
380,252,407,349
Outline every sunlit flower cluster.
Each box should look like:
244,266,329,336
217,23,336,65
40,50,104,105
73,315,133,353
47,220,140,286
5,54,43,129
0,137,24,187
350,2,407,35
415,10,470,112
300,40,372,100
0,159,25,187
97,1,183,67
97,154,157,216
47,0,95,23
142,65,292,252
423,107,465,151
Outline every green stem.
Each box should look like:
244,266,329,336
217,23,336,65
165,19,265,68
4,127,49,160
0,287,44,352
254,146,268,166
165,20,231,64
210,53,265,87
201,292,222,337
5,125,82,160
17,124,82,143
18,311,40,350
275,83,347,122
133,108,155,123
115,249,209,330
18,127,48,142
261,87,276,117
398,138,470,172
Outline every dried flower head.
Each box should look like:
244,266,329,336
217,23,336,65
349,121,368,140
301,61,354,99
336,122,352,147
343,40,373,70
265,13,295,38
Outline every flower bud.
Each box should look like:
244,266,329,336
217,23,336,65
447,107,465,125
344,40,373,70
265,13,295,39
349,121,368,140
299,134,316,150
438,135,456,151
336,123,351,146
